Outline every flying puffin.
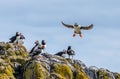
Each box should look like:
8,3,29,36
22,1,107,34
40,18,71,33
61,21,93,38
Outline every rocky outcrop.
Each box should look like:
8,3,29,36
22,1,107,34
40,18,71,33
0,42,28,79
23,53,89,79
73,59,120,79
0,42,120,79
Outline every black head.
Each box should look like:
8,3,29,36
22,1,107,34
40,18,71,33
16,32,20,36
35,40,39,45
74,23,78,27
68,46,71,50
41,40,46,45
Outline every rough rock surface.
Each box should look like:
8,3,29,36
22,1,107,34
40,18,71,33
0,42,120,79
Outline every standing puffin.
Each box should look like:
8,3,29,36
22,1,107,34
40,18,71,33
61,21,93,38
41,40,46,53
29,40,42,57
67,46,75,59
55,49,67,58
41,40,46,49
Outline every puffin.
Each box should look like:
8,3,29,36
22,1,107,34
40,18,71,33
61,21,93,38
9,32,20,43
31,46,42,57
41,40,46,50
55,49,67,57
9,32,25,45
67,46,75,59
29,40,40,54
29,40,42,57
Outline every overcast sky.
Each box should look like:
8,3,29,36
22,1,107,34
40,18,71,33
0,0,120,72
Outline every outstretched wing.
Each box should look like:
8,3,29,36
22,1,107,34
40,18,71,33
61,21,74,29
80,24,93,30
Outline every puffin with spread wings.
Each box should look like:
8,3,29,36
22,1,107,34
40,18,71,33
61,21,93,38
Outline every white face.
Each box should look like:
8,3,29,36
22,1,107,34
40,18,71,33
17,32,21,35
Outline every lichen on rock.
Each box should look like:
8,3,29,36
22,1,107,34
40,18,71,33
24,61,45,79
72,62,89,79
0,42,120,79
0,42,29,79
0,63,15,79
51,63,73,79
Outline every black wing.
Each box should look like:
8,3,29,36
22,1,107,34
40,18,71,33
9,36,16,43
61,21,74,29
80,24,93,30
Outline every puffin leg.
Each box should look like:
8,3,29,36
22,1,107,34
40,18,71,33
79,34,82,38
72,33,76,37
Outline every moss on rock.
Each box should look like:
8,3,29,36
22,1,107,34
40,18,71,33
0,42,29,79
50,73,66,79
24,61,45,79
51,63,73,79
0,42,120,79
116,73,120,79
0,64,15,79
72,63,89,79
0,73,9,79
97,69,112,79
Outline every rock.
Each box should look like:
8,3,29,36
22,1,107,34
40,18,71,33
0,42,120,79
0,42,28,79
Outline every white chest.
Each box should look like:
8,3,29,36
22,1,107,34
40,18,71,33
74,26,80,33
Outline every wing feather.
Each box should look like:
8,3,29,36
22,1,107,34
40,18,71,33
80,24,93,30
61,21,74,29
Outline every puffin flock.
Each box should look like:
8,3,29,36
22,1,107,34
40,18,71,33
9,21,93,59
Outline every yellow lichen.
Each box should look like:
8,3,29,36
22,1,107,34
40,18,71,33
74,70,89,79
0,42,119,79
15,56,27,65
24,61,45,79
18,50,28,57
34,62,44,79
0,65,15,79
52,63,73,79
97,69,112,79
50,73,66,79
72,64,89,79
6,43,14,50
7,49,16,56
24,66,33,79
20,45,27,52
116,73,120,79
0,59,5,63
0,73,9,79
4,66,15,79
